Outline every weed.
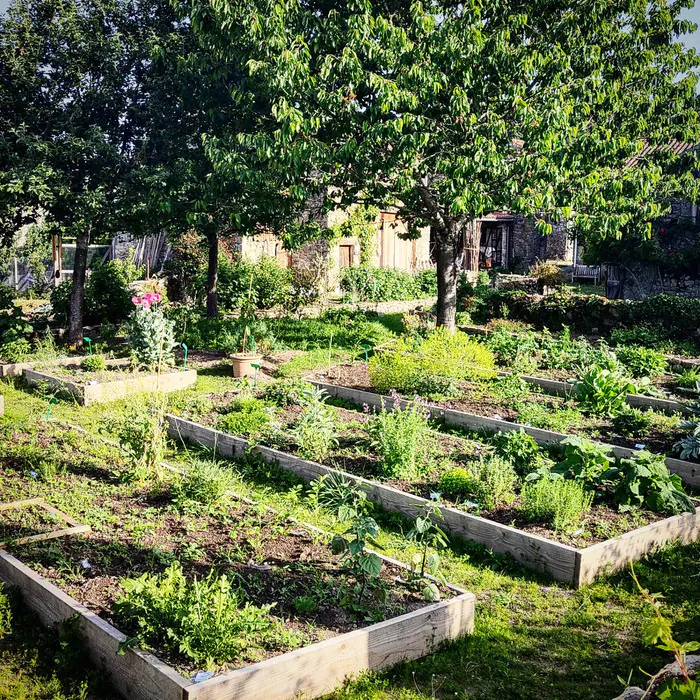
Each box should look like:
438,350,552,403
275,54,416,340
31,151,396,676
173,458,236,511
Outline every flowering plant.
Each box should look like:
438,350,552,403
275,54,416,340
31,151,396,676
126,293,177,371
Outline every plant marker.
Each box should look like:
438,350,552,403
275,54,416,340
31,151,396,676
45,397,58,422
251,363,261,389
181,342,188,369
361,343,371,362
83,336,92,355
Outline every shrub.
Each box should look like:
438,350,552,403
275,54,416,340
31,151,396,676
368,328,495,394
340,267,437,302
519,478,593,531
573,367,636,416
492,430,541,476
114,561,296,668
440,456,517,510
612,405,653,437
80,354,107,372
126,294,178,370
0,337,31,363
614,345,667,379
0,285,32,343
218,398,276,440
218,256,293,311
291,387,338,461
367,397,431,479
528,260,565,290
173,458,236,509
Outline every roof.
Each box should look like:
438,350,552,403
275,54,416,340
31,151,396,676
625,139,699,168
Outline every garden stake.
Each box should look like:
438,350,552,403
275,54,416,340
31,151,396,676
361,343,371,362
181,342,188,369
251,363,261,389
83,337,92,355
45,397,58,422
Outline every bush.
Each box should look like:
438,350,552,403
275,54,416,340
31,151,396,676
218,256,293,311
114,561,296,668
80,354,107,372
491,430,541,476
519,478,593,531
218,398,276,440
368,328,495,394
0,337,32,363
0,285,32,343
611,405,653,437
367,397,431,479
440,456,517,510
614,345,667,379
340,267,437,302
573,367,636,417
528,260,565,291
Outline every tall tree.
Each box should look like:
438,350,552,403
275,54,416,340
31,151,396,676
0,0,169,343
198,0,700,328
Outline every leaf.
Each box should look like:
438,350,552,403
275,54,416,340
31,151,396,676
359,553,382,578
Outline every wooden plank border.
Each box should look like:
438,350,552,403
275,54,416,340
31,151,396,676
308,379,700,488
0,502,475,700
23,366,197,405
166,408,700,587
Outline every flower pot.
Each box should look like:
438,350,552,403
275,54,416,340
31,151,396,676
231,353,264,378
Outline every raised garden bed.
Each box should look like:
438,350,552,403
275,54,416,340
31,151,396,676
22,359,197,405
307,363,700,486
1,353,88,378
0,423,474,700
166,413,700,587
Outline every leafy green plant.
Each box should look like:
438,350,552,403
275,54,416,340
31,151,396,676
366,396,431,479
492,429,541,476
519,477,593,531
114,561,296,668
529,259,565,290
611,405,653,437
0,285,32,344
675,421,700,461
340,266,437,302
0,584,11,640
552,436,615,483
218,397,276,440
126,294,178,371
440,456,517,510
0,337,31,363
676,368,700,390
608,451,695,515
483,327,539,368
261,378,312,406
614,345,667,379
573,367,636,416
406,502,448,601
80,354,106,372
308,472,369,519
291,387,338,462
518,401,584,433
173,458,236,510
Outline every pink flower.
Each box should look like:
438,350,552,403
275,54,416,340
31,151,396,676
153,293,161,302
131,296,141,305
141,299,151,309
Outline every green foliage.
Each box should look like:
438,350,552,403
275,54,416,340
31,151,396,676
676,368,700,390
517,402,584,433
173,458,235,510
369,328,495,394
126,299,178,371
218,256,293,312
574,367,636,416
553,436,616,483
674,421,700,461
331,205,379,266
291,387,338,461
218,398,276,440
0,584,11,640
612,405,653,437
614,345,667,379
528,260,565,290
0,337,32,363
608,452,695,516
366,397,431,479
483,327,539,368
520,477,593,531
0,286,32,345
261,378,312,406
440,456,518,510
492,430,541,476
114,561,295,669
406,502,448,599
340,267,437,302
80,354,106,372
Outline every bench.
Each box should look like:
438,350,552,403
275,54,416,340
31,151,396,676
571,264,601,285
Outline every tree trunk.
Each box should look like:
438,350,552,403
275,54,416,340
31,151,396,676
206,230,218,318
67,225,91,346
434,229,460,330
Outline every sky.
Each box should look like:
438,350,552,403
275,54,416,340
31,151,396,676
0,2,698,58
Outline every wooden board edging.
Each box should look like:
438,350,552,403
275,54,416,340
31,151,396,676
308,379,700,488
23,367,197,405
166,415,580,584
0,551,190,700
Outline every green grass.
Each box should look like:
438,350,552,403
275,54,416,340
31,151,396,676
2,378,700,699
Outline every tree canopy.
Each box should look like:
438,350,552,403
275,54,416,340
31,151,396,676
195,0,700,326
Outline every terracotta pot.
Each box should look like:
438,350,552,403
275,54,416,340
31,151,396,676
231,353,264,378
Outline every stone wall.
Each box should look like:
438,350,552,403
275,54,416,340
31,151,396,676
622,262,700,300
510,216,573,271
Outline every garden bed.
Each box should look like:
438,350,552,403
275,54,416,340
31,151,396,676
22,359,197,405
308,362,699,484
1,353,89,378
166,413,700,587
0,423,474,700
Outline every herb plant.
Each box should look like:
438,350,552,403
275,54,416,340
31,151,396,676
520,477,593,531
291,387,338,462
80,354,106,372
126,293,178,371
614,345,667,379
611,405,653,437
573,367,636,416
440,456,517,510
492,429,542,476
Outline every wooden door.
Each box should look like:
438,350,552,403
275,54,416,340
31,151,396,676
339,244,354,268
